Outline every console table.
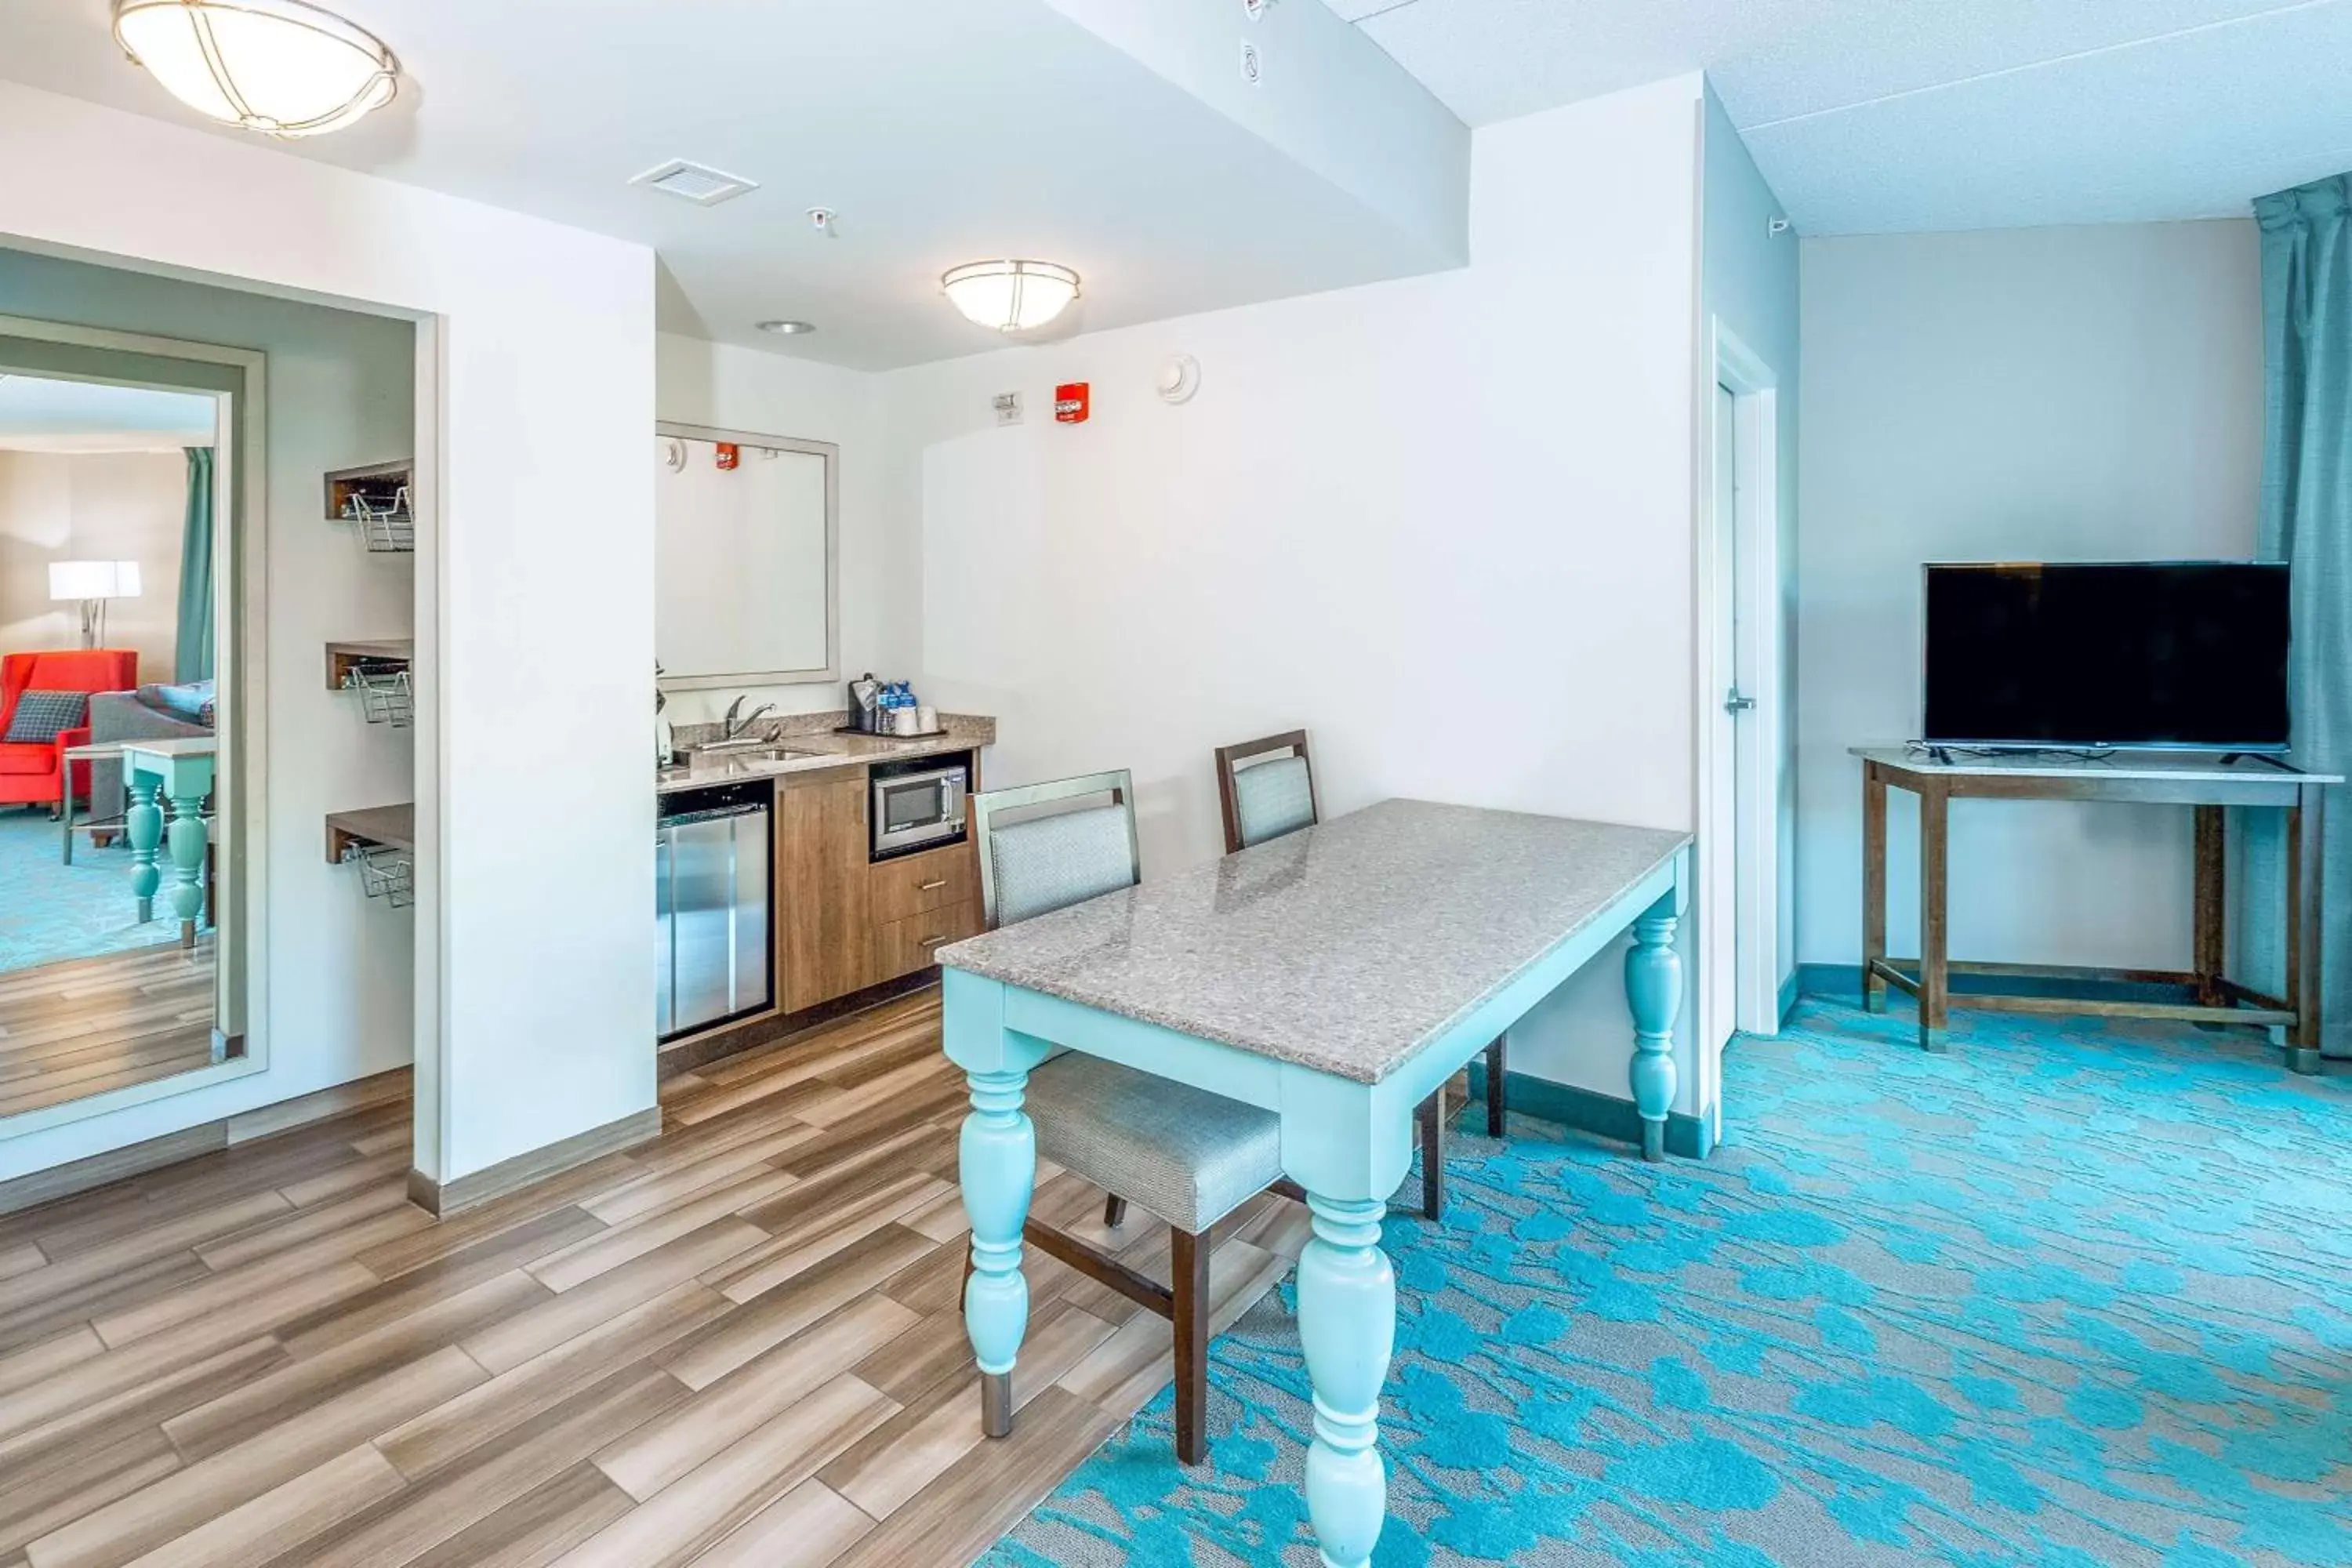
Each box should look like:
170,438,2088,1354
123,738,217,949
1853,747,2339,1073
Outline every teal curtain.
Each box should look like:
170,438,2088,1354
174,446,215,684
2245,174,2350,1055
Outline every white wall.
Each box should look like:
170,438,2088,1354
887,76,1708,1109
0,82,655,1185
654,335,904,728
1796,221,2263,974
0,448,187,682
0,451,74,656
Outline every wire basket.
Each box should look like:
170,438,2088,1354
351,844,415,908
342,485,415,553
344,665,414,727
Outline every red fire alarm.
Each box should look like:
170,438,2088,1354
714,441,740,470
1054,383,1091,424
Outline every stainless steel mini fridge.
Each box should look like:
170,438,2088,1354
655,782,772,1041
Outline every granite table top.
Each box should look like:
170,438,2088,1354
937,799,1690,1086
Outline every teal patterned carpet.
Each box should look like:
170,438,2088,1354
988,999,2352,1567
0,806,165,976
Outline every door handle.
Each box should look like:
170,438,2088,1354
919,935,949,949
1724,689,1756,713
916,880,947,892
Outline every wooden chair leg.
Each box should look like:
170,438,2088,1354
1486,1035,1508,1138
1171,1227,1210,1465
1103,1194,1127,1229
1417,1090,1444,1221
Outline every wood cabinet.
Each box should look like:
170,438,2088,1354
869,841,982,982
873,902,982,983
778,767,873,1012
774,765,985,1014
869,843,976,926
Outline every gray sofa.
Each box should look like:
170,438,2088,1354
85,687,213,821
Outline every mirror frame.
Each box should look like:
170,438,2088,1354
655,420,840,690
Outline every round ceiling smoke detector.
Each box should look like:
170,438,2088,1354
1156,354,1201,405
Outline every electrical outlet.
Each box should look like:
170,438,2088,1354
993,390,1024,426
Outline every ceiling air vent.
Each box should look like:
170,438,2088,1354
628,159,759,207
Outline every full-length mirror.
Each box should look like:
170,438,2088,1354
0,347,245,1131
655,423,837,689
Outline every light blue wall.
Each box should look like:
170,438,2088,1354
1699,83,1802,996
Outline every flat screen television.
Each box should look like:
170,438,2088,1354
1922,561,2290,751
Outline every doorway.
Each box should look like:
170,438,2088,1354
1698,325,1787,1145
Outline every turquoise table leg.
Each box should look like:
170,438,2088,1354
165,789,208,946
126,776,163,924
1626,886,1685,1163
1298,1192,1395,1568
942,970,1051,1438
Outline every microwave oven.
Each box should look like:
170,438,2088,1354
872,753,969,860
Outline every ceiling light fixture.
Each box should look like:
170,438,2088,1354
757,320,816,336
112,0,400,138
942,260,1081,335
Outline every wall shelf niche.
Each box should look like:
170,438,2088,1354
327,804,416,908
325,459,414,554
327,639,414,727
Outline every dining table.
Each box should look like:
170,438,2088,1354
935,797,1694,1568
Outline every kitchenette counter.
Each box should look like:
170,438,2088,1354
658,711,995,794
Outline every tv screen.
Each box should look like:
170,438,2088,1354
1922,562,2290,750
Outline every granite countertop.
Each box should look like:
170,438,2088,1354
657,712,995,794
938,799,1690,1085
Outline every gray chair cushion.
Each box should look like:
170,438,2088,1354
1027,1052,1283,1233
1233,754,1315,847
990,804,1135,925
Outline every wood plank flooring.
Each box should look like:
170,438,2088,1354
0,988,1310,1567
0,942,215,1121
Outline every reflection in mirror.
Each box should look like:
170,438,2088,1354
655,423,837,689
0,371,230,1125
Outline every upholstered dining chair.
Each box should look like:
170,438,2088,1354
1213,729,1508,1220
967,769,1295,1465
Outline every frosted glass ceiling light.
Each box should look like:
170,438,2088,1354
942,260,1081,334
113,0,400,138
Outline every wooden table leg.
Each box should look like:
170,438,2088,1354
946,978,1053,1437
1862,764,1887,1013
127,776,163,924
2193,805,2226,1007
1626,887,1685,1162
2285,786,2325,1075
1918,782,1949,1053
1296,1192,1394,1568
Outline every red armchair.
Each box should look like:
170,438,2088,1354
0,650,139,810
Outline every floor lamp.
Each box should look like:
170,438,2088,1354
49,560,142,648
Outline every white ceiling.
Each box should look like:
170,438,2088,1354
0,0,1465,371
0,375,215,452
1323,0,2352,232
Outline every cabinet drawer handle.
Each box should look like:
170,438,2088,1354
916,879,948,892
919,935,949,948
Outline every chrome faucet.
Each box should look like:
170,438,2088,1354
720,697,775,741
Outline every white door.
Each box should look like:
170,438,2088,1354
1706,386,1743,1067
